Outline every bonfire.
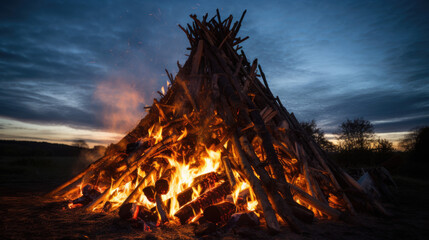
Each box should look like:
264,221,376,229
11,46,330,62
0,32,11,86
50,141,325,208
47,11,388,233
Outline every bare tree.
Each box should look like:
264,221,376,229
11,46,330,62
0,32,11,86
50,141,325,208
400,126,429,162
300,120,335,152
373,138,394,153
400,126,427,151
338,118,374,151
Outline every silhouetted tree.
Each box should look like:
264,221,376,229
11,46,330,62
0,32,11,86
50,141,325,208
373,138,394,153
400,128,419,151
338,118,374,151
300,120,335,152
72,139,89,149
401,126,429,163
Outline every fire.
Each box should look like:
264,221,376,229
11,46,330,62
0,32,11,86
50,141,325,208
71,117,262,223
56,11,369,233
163,148,222,216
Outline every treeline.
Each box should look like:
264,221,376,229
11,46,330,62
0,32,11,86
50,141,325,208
0,140,88,156
301,118,428,178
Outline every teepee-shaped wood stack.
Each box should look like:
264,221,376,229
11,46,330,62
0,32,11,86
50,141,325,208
48,11,387,233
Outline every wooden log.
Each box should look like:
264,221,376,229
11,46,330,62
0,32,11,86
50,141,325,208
120,169,155,207
191,40,204,74
119,203,158,223
207,44,288,192
297,143,320,202
174,181,232,224
154,177,170,223
177,172,220,207
203,201,236,223
149,172,221,214
85,137,173,211
229,211,260,227
276,182,342,220
221,156,236,189
143,186,156,203
307,140,356,215
69,185,102,208
155,179,169,195
155,192,168,223
230,132,281,233
176,76,198,111
238,135,305,232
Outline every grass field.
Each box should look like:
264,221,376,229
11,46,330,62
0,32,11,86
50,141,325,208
0,155,88,195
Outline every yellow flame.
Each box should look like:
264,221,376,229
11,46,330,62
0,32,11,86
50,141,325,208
85,122,260,220
153,127,163,144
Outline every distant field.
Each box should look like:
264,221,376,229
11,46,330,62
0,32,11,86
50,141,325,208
0,156,88,194
0,140,104,195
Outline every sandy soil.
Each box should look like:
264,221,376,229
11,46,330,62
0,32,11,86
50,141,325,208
1,175,428,240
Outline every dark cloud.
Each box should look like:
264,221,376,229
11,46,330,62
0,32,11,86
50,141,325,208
0,0,428,140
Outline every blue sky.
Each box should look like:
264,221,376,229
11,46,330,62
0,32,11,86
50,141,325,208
1,0,428,146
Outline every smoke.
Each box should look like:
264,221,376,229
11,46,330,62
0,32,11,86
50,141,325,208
94,78,147,133
72,146,107,175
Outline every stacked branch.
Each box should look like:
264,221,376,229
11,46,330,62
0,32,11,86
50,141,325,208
47,10,387,233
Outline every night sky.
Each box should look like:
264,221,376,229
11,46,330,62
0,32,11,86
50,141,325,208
1,0,428,147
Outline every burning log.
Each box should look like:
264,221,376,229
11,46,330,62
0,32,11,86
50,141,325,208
174,181,232,224
177,172,220,207
221,156,236,188
68,185,101,209
119,203,158,223
203,201,236,224
230,132,281,233
155,179,169,223
103,201,112,212
143,186,156,203
229,211,260,227
121,168,155,207
155,179,169,195
84,137,173,211
147,172,221,214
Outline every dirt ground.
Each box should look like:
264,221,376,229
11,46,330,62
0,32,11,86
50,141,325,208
1,157,428,240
